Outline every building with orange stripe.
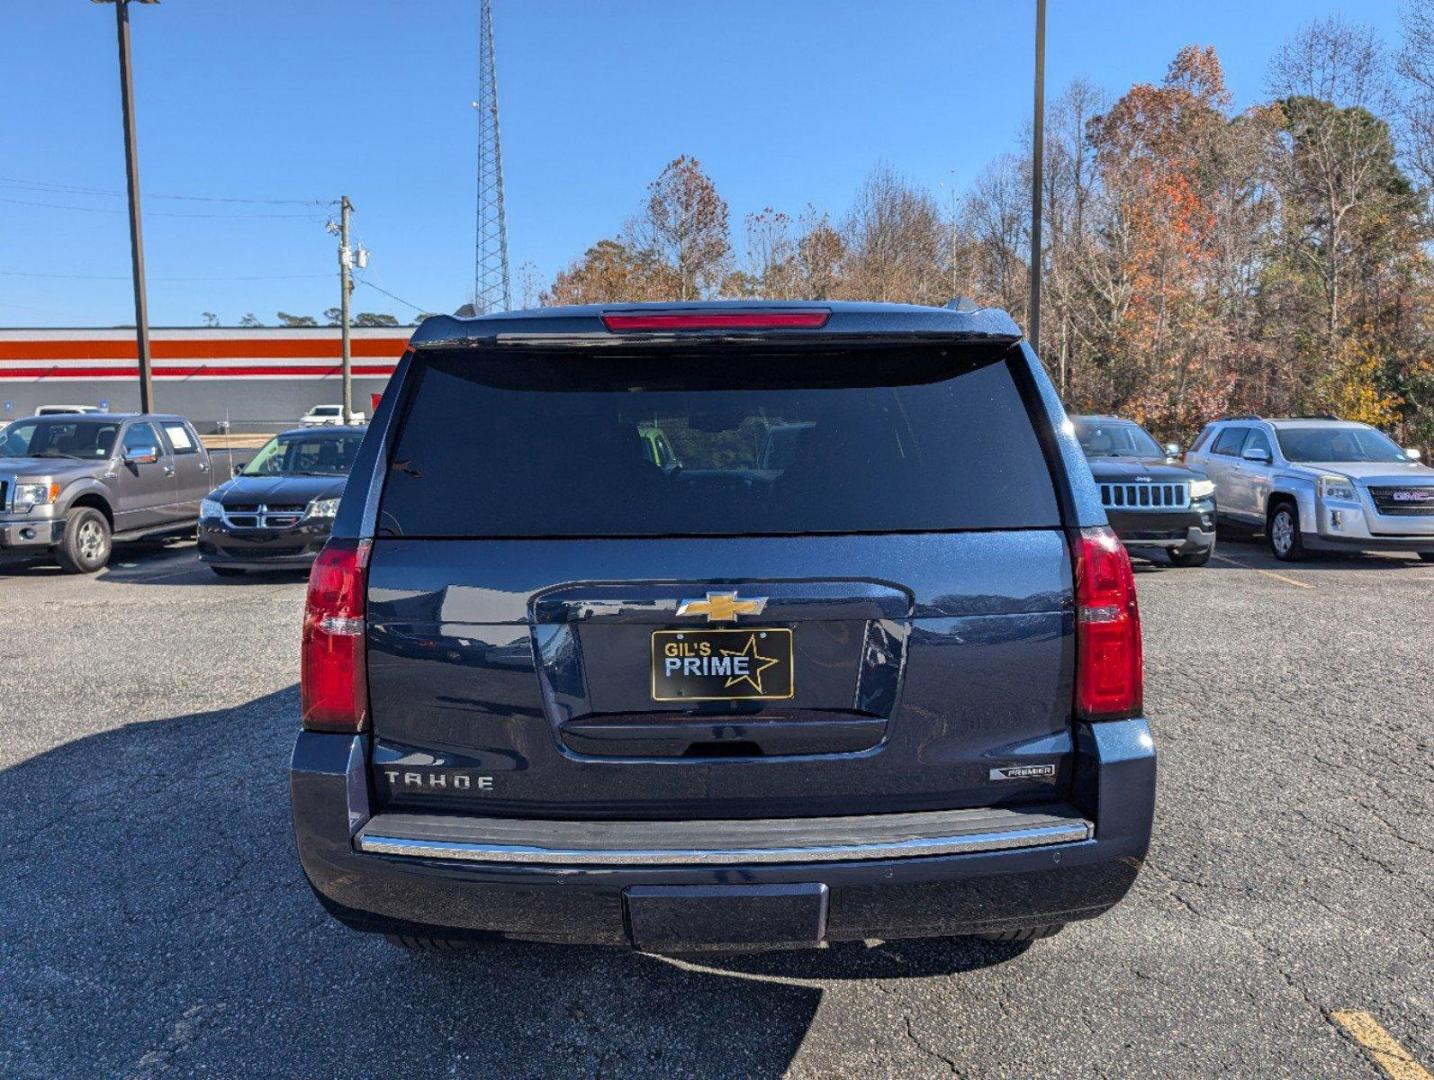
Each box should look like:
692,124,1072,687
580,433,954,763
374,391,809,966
0,326,412,431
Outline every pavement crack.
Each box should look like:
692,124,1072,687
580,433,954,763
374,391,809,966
902,1015,963,1077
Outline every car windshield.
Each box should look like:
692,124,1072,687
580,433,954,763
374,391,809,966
243,433,362,476
1073,420,1163,458
1275,426,1409,464
0,418,119,460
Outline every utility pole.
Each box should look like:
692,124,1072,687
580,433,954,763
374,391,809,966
94,0,159,412
338,196,353,424
1028,0,1046,356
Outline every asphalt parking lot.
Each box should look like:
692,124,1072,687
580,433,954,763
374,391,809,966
1,537,1430,1080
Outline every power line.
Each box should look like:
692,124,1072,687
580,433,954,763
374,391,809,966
355,276,428,313
0,269,333,282
0,195,319,219
0,175,330,206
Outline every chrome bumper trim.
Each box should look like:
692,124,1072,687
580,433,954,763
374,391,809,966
355,806,1094,867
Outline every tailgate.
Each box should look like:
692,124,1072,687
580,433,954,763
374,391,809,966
366,530,1074,819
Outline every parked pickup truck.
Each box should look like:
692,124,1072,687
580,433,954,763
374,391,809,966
0,412,212,573
302,404,365,427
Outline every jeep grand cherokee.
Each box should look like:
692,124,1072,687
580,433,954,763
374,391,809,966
290,301,1157,953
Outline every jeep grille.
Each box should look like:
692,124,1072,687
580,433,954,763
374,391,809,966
1099,481,1190,511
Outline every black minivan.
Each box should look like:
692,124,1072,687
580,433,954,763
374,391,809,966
290,301,1155,952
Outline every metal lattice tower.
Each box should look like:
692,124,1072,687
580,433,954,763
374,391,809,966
473,0,511,313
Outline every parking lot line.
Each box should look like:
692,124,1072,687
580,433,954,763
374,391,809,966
1333,1011,1433,1080
1210,552,1314,589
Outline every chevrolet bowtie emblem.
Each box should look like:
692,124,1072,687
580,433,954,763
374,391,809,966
676,591,769,623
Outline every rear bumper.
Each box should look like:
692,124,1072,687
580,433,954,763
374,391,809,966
290,719,1156,948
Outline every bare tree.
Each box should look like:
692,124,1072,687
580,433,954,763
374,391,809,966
1398,0,1434,191
742,208,802,299
839,165,946,304
1268,17,1397,342
961,153,1030,324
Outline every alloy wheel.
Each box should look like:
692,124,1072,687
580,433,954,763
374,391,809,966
78,520,107,562
1270,510,1293,556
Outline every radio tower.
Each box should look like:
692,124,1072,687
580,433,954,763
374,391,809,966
472,0,511,313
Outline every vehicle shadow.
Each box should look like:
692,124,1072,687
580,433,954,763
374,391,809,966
0,538,190,578
1214,532,1432,571
0,688,1022,1080
1,537,312,587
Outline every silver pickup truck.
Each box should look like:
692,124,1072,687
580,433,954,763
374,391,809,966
0,412,213,573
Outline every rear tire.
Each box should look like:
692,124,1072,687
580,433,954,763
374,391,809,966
1168,545,1213,568
383,934,479,953
1419,552,1434,563
210,566,246,578
1267,501,1306,562
972,924,1065,943
56,508,111,574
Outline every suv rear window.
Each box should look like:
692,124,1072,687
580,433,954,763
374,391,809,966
378,346,1060,538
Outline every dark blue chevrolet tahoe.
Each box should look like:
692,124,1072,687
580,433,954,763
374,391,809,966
290,301,1156,952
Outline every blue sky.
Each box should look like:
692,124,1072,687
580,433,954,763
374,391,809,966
0,0,1407,327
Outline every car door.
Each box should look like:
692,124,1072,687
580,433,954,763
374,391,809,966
158,420,211,521
113,421,177,532
1203,425,1251,519
1233,427,1276,520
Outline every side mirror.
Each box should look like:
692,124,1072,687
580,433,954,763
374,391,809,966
1241,446,1271,464
232,463,245,476
125,445,160,465
1163,442,1180,458
1406,447,1423,461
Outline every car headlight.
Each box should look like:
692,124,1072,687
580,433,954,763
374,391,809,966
1189,479,1215,500
200,498,225,519
307,497,341,518
12,481,59,511
1319,475,1356,501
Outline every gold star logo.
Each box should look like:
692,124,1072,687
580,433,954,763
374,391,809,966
721,633,781,694
676,591,768,623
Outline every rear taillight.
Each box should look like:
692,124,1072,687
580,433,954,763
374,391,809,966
1073,527,1143,720
601,310,830,331
301,538,371,732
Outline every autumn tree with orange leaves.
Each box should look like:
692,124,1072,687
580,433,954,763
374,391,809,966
542,23,1434,450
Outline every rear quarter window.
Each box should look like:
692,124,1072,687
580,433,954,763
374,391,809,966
162,423,198,454
378,345,1062,538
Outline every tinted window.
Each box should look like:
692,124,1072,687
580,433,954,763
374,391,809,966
0,419,119,459
1275,425,1409,463
379,346,1060,538
1211,427,1248,456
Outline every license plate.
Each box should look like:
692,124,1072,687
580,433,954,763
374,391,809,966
651,628,794,702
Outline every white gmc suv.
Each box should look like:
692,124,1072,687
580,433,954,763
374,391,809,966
1185,417,1434,562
